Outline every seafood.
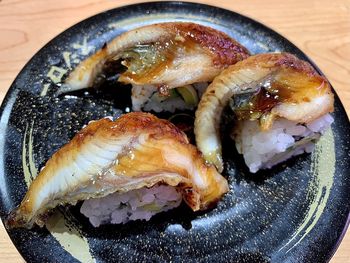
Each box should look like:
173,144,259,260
194,53,334,172
61,22,249,111
6,112,228,229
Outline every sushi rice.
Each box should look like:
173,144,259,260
233,114,334,173
131,82,208,112
80,184,182,227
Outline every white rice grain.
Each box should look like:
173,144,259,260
233,114,334,173
80,184,182,227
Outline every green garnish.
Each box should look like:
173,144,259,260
267,133,321,165
141,203,163,212
176,85,199,106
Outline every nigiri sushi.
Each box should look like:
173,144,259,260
61,22,250,112
6,112,228,229
194,53,334,173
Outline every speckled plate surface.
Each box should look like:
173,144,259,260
0,2,349,263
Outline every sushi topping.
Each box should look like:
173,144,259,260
111,43,174,82
114,36,196,84
63,22,249,95
231,68,329,130
194,52,334,171
6,112,228,229
230,86,276,120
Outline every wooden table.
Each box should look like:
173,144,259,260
0,0,349,262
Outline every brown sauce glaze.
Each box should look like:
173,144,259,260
117,23,250,85
173,23,250,67
119,36,198,84
234,67,329,121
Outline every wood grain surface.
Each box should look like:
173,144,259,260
0,0,349,262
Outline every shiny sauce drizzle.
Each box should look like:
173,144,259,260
118,32,199,84
234,68,329,122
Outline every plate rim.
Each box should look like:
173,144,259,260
0,1,349,262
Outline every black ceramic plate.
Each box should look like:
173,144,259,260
0,2,349,263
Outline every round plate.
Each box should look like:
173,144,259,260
0,2,349,263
